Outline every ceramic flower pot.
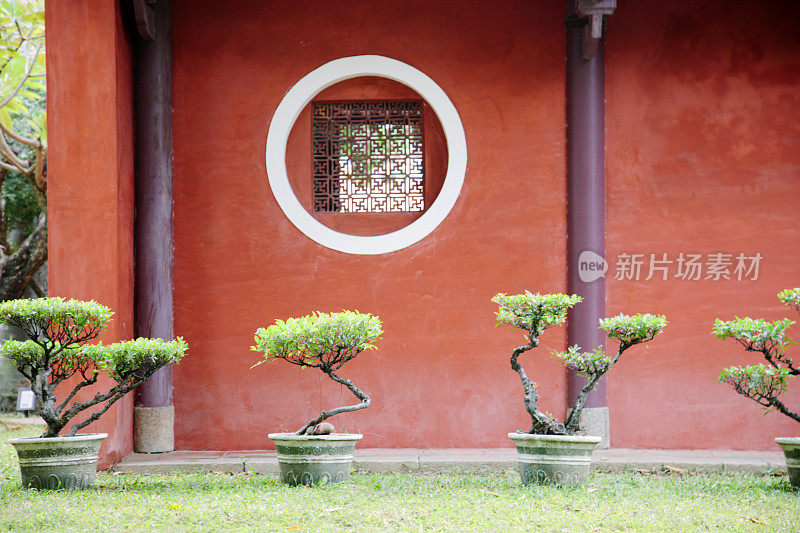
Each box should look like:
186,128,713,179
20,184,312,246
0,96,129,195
508,432,601,485
269,432,362,486
775,437,800,489
8,433,107,490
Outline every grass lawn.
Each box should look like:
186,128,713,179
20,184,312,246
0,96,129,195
0,425,798,532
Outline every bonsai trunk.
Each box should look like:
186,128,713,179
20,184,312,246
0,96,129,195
510,332,567,435
296,370,370,435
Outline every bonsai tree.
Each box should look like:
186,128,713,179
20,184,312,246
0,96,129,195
714,288,800,423
0,297,187,437
492,291,667,435
251,311,382,435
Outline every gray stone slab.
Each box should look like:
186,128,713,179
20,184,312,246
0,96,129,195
354,448,420,473
113,455,245,474
419,448,518,474
243,456,279,475
112,447,789,476
590,448,784,473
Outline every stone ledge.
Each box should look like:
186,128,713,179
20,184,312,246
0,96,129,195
111,448,786,476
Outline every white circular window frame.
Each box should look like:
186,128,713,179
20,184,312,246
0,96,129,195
265,55,467,255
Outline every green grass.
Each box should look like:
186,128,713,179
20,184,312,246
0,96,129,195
1,425,798,532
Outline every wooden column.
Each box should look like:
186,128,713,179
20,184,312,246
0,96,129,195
132,0,175,453
566,1,612,446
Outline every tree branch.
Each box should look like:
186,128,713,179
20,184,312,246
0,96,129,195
0,213,46,300
28,279,44,297
510,332,566,435
67,387,132,436
0,42,43,109
0,120,39,148
296,369,371,435
52,367,98,411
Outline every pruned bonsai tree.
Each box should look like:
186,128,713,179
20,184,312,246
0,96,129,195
251,310,382,435
492,291,667,435
0,297,187,437
714,288,800,423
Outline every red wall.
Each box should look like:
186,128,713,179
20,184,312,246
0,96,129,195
46,0,135,467
171,0,568,450
605,0,800,449
45,0,799,459
170,0,800,451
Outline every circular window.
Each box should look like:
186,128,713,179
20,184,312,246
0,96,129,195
266,55,467,255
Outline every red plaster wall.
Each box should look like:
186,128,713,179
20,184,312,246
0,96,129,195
46,0,135,467
164,0,800,452
605,0,800,449
171,0,568,450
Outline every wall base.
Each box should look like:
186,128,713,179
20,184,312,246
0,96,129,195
133,406,174,453
577,407,610,449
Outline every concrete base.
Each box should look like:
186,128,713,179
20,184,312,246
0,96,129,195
133,406,174,453
577,406,610,449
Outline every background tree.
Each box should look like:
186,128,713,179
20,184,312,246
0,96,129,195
0,0,46,301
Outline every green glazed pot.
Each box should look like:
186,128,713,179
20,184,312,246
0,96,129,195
775,437,800,489
8,433,107,491
269,432,362,486
508,432,601,485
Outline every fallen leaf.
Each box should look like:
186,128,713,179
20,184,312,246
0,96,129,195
112,471,134,475
664,465,686,475
745,517,765,525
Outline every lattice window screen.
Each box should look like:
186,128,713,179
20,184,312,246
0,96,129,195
312,101,424,213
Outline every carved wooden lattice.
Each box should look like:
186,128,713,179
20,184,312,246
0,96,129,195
312,101,424,213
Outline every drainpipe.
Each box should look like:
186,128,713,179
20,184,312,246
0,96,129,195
132,0,175,453
566,0,614,448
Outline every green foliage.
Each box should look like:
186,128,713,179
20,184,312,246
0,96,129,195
0,339,89,372
92,338,188,382
0,298,186,436
553,345,609,376
712,317,793,353
492,292,583,335
718,364,789,398
713,288,800,424
0,0,46,133
0,338,40,366
252,311,383,371
0,297,113,336
554,314,667,377
778,288,800,313
0,0,46,294
1,171,39,233
599,314,668,345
